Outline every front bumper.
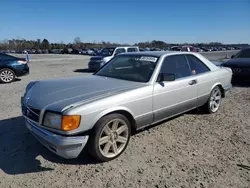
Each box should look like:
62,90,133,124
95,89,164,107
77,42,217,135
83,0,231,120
24,118,89,159
88,62,102,71
16,65,30,77
232,75,250,81
231,68,250,80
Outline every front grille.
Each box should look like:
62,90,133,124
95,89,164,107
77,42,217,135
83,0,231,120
243,68,250,72
22,106,40,122
232,68,241,74
232,67,250,74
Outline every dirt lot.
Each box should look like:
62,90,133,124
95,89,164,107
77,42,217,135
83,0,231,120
0,53,249,188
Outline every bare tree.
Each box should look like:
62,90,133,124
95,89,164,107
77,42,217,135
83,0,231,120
74,37,81,48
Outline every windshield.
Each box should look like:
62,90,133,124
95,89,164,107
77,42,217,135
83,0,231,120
234,48,250,58
99,48,115,56
95,55,159,82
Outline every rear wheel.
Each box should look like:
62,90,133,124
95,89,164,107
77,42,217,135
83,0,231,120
87,113,131,162
0,68,15,83
202,86,222,113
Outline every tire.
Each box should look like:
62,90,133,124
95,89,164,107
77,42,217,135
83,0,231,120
87,113,131,162
0,68,15,83
202,86,222,114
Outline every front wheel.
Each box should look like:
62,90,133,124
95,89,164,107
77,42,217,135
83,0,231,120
0,68,15,83
202,86,222,114
87,113,131,162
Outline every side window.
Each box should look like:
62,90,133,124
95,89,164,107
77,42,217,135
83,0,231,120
161,55,191,79
115,48,126,55
186,55,210,75
127,48,139,52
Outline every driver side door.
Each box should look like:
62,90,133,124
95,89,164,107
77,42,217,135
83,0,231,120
153,54,198,122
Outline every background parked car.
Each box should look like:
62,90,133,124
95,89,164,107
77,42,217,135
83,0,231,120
221,47,250,81
51,49,63,54
88,46,139,71
181,46,197,52
170,46,181,51
200,47,209,52
87,49,96,56
0,53,29,83
71,49,82,54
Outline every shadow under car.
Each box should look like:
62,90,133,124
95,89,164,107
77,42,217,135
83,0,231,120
0,116,100,175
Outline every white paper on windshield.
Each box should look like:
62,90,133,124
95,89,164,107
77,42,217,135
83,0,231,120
139,56,158,62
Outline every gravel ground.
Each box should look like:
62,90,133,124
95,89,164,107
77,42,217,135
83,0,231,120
0,53,249,188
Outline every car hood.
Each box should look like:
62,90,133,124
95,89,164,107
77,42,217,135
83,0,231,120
25,75,143,112
211,60,224,66
223,58,250,68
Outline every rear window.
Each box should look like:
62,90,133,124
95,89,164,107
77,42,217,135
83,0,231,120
127,48,139,52
186,54,210,74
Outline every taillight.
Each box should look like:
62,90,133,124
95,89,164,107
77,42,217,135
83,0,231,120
17,60,27,64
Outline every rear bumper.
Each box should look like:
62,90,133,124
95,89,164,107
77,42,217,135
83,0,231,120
223,83,232,96
24,118,89,159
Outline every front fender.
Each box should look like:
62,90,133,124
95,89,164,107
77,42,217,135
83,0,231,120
90,106,135,129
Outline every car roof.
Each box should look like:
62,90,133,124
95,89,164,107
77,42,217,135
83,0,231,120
118,51,199,57
104,46,139,49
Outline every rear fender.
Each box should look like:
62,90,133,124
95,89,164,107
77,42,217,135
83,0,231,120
210,82,225,97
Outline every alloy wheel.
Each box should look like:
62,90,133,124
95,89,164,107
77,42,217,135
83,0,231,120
98,119,129,158
0,70,14,83
209,88,222,113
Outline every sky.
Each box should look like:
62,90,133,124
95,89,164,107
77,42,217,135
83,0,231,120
0,0,249,44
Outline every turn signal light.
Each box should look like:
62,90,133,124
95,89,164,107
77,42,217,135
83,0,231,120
61,115,81,131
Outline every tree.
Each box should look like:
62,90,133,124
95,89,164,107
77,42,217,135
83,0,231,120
41,39,50,50
74,37,81,48
37,39,41,49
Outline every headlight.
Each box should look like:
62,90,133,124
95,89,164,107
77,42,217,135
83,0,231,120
43,112,81,131
43,112,62,129
26,81,37,92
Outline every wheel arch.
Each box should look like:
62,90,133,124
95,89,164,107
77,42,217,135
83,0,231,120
0,66,16,74
210,82,225,98
90,107,137,134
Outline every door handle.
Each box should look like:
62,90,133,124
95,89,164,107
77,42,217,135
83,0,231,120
188,79,197,85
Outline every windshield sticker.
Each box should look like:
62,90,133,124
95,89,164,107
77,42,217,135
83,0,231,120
139,56,158,62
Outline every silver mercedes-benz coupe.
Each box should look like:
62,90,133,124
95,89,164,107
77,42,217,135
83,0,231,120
21,51,232,161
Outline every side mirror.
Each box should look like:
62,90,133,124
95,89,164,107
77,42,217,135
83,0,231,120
157,73,175,82
231,54,235,58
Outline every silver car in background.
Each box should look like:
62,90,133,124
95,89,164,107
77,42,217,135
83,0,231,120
21,51,232,161
88,46,139,71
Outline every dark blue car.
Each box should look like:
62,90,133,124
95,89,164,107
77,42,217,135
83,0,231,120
222,48,250,81
0,53,29,83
